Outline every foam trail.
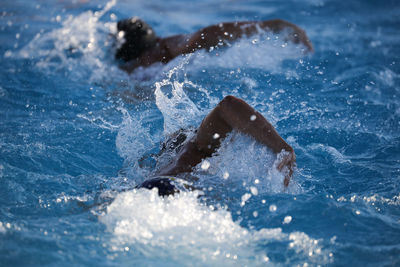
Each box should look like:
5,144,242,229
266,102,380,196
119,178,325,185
100,189,331,266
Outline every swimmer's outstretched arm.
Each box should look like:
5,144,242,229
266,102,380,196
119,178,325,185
181,19,313,54
159,95,296,186
116,18,312,72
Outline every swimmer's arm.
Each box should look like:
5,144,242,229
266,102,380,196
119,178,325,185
194,95,295,186
184,19,313,54
120,43,173,73
160,95,296,185
157,140,207,176
257,19,313,52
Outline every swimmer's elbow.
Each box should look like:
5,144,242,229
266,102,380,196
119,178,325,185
220,95,238,104
217,95,243,112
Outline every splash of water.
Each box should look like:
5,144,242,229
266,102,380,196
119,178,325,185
100,188,331,266
154,58,204,135
18,0,121,81
187,31,307,73
115,106,160,178
191,133,301,194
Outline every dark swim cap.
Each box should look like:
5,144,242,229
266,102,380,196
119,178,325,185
115,17,157,62
136,177,180,197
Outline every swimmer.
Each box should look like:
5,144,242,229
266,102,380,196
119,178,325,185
115,17,313,72
137,95,296,196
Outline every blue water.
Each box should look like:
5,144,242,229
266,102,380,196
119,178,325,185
1,0,400,266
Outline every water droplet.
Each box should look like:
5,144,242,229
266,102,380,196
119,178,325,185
283,215,292,224
269,204,277,212
223,171,229,179
250,115,256,121
250,186,258,196
241,193,252,206
201,160,210,170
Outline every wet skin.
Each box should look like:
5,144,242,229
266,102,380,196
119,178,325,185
116,19,302,192
157,96,296,187
117,19,313,72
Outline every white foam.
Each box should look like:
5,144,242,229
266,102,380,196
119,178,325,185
186,32,307,73
192,133,300,194
17,0,124,82
100,188,331,265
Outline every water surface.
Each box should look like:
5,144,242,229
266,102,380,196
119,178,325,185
1,0,399,266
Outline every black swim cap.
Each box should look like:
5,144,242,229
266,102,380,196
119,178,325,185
137,177,179,197
115,17,157,62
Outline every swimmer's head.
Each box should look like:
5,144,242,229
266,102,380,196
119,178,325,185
115,17,157,62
